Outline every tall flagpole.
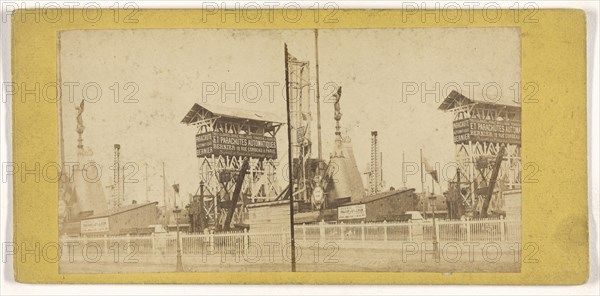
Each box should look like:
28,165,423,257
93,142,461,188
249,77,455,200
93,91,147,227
314,29,323,173
284,44,297,272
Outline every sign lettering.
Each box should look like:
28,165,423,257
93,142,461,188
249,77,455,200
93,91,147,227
453,118,521,145
81,217,110,233
338,204,367,220
196,132,278,159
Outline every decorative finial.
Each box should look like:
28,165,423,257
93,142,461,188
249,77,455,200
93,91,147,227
331,86,345,158
75,99,85,150
333,86,342,137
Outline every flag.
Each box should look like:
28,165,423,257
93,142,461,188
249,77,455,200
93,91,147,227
172,184,179,194
422,156,439,183
430,170,439,183
332,86,342,101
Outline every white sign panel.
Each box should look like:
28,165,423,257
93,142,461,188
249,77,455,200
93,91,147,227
81,217,110,233
338,204,367,220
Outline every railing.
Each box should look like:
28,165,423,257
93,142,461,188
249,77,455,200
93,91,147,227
59,218,519,258
60,230,291,257
294,217,520,243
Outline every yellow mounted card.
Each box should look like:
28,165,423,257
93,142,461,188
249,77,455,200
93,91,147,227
10,9,588,284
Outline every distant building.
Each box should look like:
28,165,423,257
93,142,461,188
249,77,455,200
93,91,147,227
295,189,422,224
74,202,161,236
337,189,420,223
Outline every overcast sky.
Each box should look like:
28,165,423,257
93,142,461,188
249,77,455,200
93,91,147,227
59,28,520,206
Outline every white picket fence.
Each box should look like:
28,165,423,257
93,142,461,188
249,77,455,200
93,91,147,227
295,218,520,243
60,218,519,257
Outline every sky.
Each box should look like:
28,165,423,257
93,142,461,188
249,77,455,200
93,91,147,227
59,28,520,207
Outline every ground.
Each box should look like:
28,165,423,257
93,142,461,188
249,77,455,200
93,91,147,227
59,242,520,273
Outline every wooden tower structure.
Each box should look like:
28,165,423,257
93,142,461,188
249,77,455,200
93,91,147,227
181,103,284,230
439,90,521,215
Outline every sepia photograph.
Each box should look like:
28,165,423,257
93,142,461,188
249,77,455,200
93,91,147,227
56,27,522,273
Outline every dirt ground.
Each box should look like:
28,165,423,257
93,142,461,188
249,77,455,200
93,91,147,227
59,241,521,273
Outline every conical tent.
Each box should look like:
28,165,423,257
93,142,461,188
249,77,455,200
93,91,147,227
325,139,365,205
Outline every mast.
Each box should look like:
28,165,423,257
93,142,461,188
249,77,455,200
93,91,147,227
284,43,297,272
314,29,323,174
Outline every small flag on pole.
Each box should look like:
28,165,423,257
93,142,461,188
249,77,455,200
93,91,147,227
423,156,439,183
172,184,180,194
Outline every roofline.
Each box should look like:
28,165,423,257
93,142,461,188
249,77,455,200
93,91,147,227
82,202,159,219
181,103,286,125
343,188,416,206
438,90,521,111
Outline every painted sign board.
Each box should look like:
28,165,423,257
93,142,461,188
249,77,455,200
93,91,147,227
338,204,367,220
196,132,277,159
80,217,110,233
453,118,521,145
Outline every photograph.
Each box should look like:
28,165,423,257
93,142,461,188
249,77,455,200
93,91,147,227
56,27,522,273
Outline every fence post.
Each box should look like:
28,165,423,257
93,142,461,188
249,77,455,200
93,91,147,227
466,220,471,242
408,220,413,241
361,221,365,241
500,216,505,241
179,232,183,253
383,220,388,242
435,219,440,242
340,222,345,241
